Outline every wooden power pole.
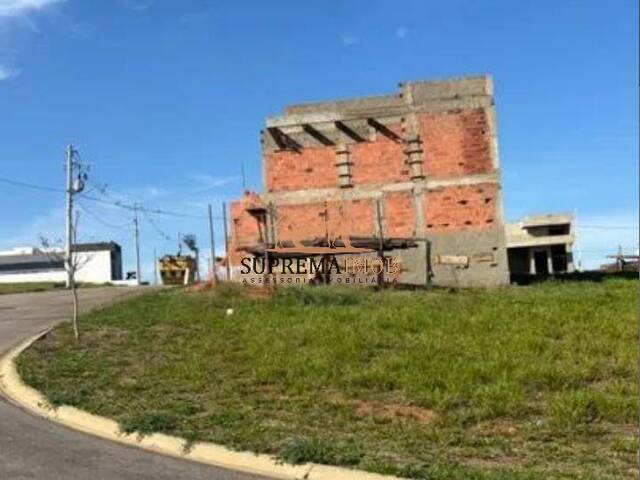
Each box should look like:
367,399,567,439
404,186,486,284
222,202,231,281
208,204,216,283
65,145,74,288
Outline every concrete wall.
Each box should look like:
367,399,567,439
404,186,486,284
0,270,67,284
0,250,118,284
428,226,508,287
74,251,114,283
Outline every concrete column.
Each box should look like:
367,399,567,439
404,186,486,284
404,134,425,180
528,249,535,274
566,244,575,272
413,185,425,237
335,144,352,188
547,247,554,274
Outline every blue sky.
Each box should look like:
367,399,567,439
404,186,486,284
0,0,637,279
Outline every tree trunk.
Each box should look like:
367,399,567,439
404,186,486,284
71,283,79,341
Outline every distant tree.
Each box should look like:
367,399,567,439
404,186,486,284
182,234,200,281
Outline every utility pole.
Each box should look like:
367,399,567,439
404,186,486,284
208,204,216,283
375,199,385,288
62,144,86,340
573,208,583,271
153,247,158,285
195,243,200,282
222,202,231,281
65,145,74,288
73,210,80,244
133,203,141,285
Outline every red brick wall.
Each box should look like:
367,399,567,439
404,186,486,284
424,183,498,233
229,193,264,264
350,123,409,185
419,109,494,178
265,148,336,193
230,183,499,263
265,111,494,192
384,191,415,237
231,105,499,259
275,199,374,243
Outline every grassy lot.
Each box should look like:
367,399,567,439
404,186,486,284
0,282,111,295
0,282,64,295
18,278,638,479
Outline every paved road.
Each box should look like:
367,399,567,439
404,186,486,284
0,287,268,480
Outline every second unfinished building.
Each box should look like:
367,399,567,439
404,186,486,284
230,75,510,287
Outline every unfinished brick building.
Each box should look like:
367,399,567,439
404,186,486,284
229,75,510,287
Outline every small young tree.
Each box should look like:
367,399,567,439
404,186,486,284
67,243,84,341
40,218,92,342
63,145,89,341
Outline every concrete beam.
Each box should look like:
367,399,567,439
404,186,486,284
302,124,334,146
266,127,286,150
265,96,493,130
506,234,574,249
262,173,500,206
266,127,302,151
266,112,343,129
367,118,402,142
335,121,367,143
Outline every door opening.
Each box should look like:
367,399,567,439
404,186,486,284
533,250,549,275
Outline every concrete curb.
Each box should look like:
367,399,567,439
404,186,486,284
0,330,401,480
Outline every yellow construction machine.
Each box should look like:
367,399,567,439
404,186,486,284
158,255,197,285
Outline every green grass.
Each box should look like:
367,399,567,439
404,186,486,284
0,282,111,295
18,278,638,479
0,282,63,294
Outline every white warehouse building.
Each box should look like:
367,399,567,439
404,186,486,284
0,242,123,284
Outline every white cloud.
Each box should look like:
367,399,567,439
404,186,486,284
189,173,240,189
142,186,165,197
396,26,408,39
0,207,65,250
0,0,65,77
0,64,19,79
341,34,357,47
0,0,64,18
119,0,154,11
178,11,208,27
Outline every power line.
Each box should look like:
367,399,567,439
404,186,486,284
0,176,64,193
79,193,215,220
580,248,638,253
80,189,187,244
76,201,130,230
85,178,227,220
0,170,218,221
141,208,176,242
580,225,638,230
90,181,120,202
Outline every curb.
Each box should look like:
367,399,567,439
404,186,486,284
0,330,401,480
